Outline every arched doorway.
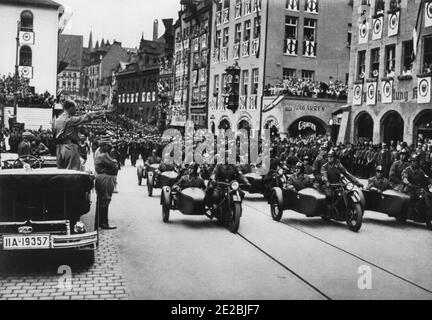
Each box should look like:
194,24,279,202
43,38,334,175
414,110,432,143
355,112,374,143
381,111,404,144
264,118,280,139
237,119,251,131
288,116,327,138
218,118,231,130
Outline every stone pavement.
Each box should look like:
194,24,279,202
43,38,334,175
0,230,129,300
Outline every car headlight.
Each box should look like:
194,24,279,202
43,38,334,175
74,221,85,234
277,168,284,175
231,181,239,191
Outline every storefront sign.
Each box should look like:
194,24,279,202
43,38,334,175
285,105,326,112
298,121,316,132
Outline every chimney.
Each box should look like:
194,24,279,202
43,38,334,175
153,19,158,40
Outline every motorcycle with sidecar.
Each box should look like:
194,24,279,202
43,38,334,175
363,186,432,230
146,163,179,197
160,181,244,233
269,179,364,232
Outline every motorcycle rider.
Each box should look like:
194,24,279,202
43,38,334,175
173,162,206,192
366,165,391,193
402,153,432,197
286,162,315,192
146,149,162,165
320,149,363,201
389,148,410,192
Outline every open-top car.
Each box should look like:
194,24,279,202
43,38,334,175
2,154,58,170
0,165,97,266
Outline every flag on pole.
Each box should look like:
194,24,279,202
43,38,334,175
413,0,425,60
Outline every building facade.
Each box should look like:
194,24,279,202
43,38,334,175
340,0,432,146
0,0,63,94
57,34,83,99
116,28,166,123
208,0,352,136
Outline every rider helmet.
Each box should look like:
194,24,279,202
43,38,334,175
375,165,383,173
410,153,419,161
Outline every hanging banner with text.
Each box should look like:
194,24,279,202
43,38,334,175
366,81,377,106
381,79,393,104
388,11,400,37
425,1,432,28
418,76,431,104
358,21,369,44
353,83,363,106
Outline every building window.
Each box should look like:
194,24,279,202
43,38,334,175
357,50,366,79
253,16,261,38
402,40,413,75
252,68,259,94
19,46,32,66
244,0,252,15
235,0,242,18
244,20,251,41
374,0,385,16
20,10,33,32
385,44,396,77
223,28,229,47
222,73,228,94
304,0,318,13
286,0,299,11
303,19,316,42
301,70,314,80
214,74,220,96
423,37,432,73
241,70,249,95
283,68,296,79
370,48,380,78
235,23,242,43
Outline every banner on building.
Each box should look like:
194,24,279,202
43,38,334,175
372,16,383,40
358,21,369,44
352,83,363,106
381,79,393,104
388,11,400,37
425,1,432,28
418,76,431,104
366,81,377,106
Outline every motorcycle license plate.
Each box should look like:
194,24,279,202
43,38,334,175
3,235,50,250
232,193,241,202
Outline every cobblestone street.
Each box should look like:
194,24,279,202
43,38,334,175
0,230,128,300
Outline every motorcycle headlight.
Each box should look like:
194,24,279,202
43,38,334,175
346,182,354,190
277,168,284,175
74,221,85,234
231,181,239,191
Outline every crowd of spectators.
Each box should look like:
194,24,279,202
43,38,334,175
264,77,348,100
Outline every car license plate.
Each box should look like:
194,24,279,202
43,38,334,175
3,235,50,250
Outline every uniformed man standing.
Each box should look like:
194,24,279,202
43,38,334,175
94,136,118,230
53,100,113,170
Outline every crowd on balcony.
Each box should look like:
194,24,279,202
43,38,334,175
0,74,55,107
264,77,348,100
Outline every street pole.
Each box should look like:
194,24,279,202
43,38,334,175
14,20,21,117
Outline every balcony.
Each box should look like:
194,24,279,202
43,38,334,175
305,0,318,14
222,8,229,23
233,43,240,59
303,40,316,57
216,11,222,26
235,4,242,18
285,38,297,56
242,41,250,57
251,39,259,56
221,47,228,62
213,48,220,63
286,0,299,11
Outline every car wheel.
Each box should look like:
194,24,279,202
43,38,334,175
346,203,363,232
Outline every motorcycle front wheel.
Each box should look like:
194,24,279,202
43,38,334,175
162,205,170,223
346,203,363,232
228,203,242,233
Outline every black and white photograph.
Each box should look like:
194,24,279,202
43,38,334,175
0,0,432,306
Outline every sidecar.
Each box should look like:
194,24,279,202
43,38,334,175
269,186,327,221
160,187,207,222
243,172,266,195
147,164,179,197
363,189,414,222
